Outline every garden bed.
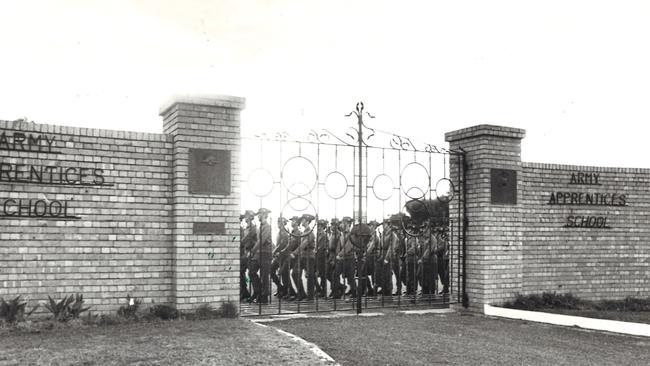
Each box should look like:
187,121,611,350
501,293,650,324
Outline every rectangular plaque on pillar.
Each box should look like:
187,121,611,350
193,222,226,235
491,168,517,204
189,149,231,194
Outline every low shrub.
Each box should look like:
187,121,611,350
182,302,238,320
218,301,238,318
68,294,90,319
593,296,650,312
503,293,650,313
502,292,583,310
44,294,90,322
117,294,142,319
149,304,179,320
44,295,74,321
193,303,218,319
0,296,39,323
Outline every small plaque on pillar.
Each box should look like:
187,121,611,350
193,222,226,235
189,149,231,194
491,168,517,204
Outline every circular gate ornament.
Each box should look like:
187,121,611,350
371,174,394,201
287,187,312,211
400,162,430,199
400,202,429,238
280,197,317,238
281,156,318,196
247,168,274,197
324,171,348,199
435,178,454,203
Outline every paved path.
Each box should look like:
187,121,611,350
271,311,650,366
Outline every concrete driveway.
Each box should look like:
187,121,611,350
269,310,650,365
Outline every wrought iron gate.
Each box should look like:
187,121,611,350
239,103,466,316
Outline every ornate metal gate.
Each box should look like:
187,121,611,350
239,103,467,316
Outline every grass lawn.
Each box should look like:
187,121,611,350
0,318,332,366
270,311,650,366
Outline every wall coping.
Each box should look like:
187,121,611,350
0,119,170,142
159,94,246,116
445,124,526,142
523,161,650,174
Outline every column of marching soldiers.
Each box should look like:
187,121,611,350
240,208,449,305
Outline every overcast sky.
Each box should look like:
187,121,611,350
1,0,649,168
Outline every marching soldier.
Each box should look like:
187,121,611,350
291,214,316,301
376,218,394,296
315,219,329,298
327,218,343,298
249,208,273,304
281,216,301,300
390,214,407,296
362,220,379,296
240,210,257,301
404,225,419,296
271,217,290,298
418,226,437,295
436,229,450,294
334,216,356,299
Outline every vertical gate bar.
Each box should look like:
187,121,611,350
449,219,454,305
278,141,283,314
456,153,462,304
316,143,320,312
363,143,369,310
428,217,432,306
395,150,403,307
461,151,468,308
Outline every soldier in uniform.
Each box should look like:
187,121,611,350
436,228,450,294
240,210,257,301
418,226,438,295
334,216,356,299
281,216,301,300
404,224,419,296
376,218,394,296
315,219,329,298
389,214,407,296
249,208,273,304
327,218,343,298
291,214,316,301
362,220,379,296
271,217,290,298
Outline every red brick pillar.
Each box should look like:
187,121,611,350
159,95,244,310
445,125,526,311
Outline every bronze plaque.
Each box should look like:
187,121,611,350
189,149,231,194
491,168,517,204
193,222,226,234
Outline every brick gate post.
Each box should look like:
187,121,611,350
159,95,244,311
445,125,526,312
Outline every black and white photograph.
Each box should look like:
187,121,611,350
1,1,649,365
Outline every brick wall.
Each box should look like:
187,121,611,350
0,120,174,313
446,124,650,311
521,162,650,300
0,94,243,314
